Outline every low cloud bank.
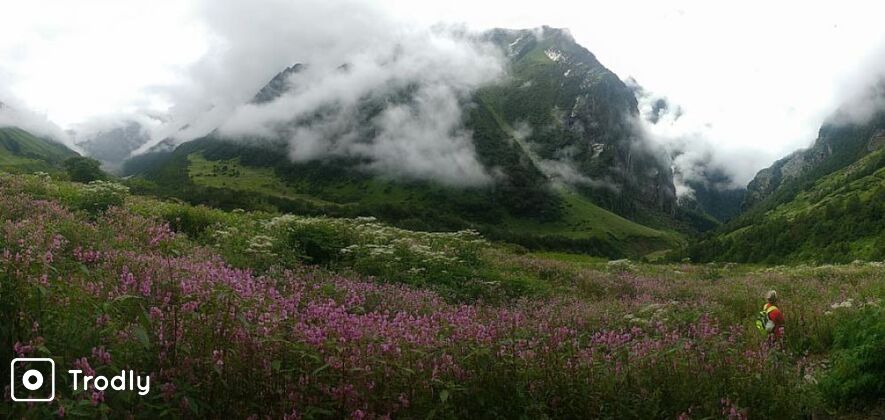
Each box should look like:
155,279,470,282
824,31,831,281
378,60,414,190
629,80,777,198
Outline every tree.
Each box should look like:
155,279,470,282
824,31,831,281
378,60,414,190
63,156,106,183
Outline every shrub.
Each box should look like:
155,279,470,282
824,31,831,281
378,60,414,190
63,156,106,183
72,181,129,215
159,204,224,239
819,306,885,408
279,216,351,265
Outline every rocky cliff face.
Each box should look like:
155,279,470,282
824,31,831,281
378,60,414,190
251,64,303,104
868,129,885,151
480,27,676,215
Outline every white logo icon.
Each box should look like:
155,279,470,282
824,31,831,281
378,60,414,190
10,358,56,402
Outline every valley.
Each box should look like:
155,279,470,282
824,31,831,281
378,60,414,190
1,10,883,419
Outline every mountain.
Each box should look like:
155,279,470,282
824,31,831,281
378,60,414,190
251,63,303,104
478,27,676,217
123,27,683,257
744,122,883,211
75,121,151,172
0,126,78,173
678,171,746,224
686,96,885,263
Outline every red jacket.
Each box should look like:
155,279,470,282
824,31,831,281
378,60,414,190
764,303,785,338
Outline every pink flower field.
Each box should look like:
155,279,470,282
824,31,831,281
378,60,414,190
1,174,883,418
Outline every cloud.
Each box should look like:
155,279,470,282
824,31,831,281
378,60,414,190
0,0,203,128
827,47,885,125
358,83,494,185
535,158,621,192
69,113,164,143
630,81,771,197
151,0,504,186
630,38,885,199
508,120,620,191
0,93,77,150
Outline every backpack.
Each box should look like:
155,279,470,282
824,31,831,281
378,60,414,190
755,305,776,333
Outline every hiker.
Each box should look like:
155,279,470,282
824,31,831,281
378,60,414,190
756,290,785,345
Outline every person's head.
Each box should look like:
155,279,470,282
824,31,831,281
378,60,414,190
766,290,778,304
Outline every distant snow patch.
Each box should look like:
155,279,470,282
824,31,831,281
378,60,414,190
544,48,563,62
508,36,524,53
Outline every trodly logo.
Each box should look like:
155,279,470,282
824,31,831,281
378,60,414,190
10,358,151,403
68,369,150,396
10,358,56,402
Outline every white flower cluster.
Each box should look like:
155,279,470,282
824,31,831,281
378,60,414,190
212,226,239,243
827,297,880,314
255,213,487,276
624,301,678,325
83,180,130,195
246,235,276,256
607,259,636,272
32,171,52,182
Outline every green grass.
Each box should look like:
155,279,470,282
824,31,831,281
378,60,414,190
502,189,682,249
527,251,608,267
186,151,453,209
717,147,884,237
187,153,341,207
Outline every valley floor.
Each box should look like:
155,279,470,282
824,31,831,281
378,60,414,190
1,173,883,418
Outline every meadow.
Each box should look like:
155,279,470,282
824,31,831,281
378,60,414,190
1,173,882,418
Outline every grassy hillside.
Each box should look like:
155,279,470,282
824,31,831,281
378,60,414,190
744,112,885,210
686,146,885,263
498,188,681,256
0,127,77,173
2,172,883,418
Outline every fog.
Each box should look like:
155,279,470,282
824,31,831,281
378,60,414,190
631,82,764,196
0,93,76,150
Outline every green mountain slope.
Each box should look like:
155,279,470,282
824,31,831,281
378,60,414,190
479,28,676,217
0,127,78,173
687,110,885,263
126,137,680,257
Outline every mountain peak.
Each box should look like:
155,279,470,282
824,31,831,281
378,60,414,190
252,63,303,105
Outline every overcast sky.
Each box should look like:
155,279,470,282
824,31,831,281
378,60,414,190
1,0,883,184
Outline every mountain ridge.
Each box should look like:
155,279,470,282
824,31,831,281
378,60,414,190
122,26,685,257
